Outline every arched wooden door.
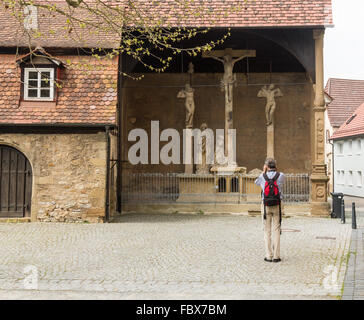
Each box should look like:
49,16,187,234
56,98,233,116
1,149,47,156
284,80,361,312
0,145,32,218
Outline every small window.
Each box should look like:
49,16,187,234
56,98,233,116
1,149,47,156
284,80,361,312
358,171,362,187
341,170,345,184
338,142,343,155
357,139,362,154
336,170,341,185
349,171,353,186
24,68,54,101
348,140,353,155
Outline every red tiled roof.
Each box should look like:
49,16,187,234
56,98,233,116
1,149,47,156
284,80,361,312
135,0,333,28
0,54,117,125
0,1,120,48
331,102,364,140
325,78,364,128
0,0,333,48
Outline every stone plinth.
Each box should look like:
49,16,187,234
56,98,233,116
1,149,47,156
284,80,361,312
310,201,331,217
210,165,247,176
177,168,251,204
177,174,216,203
177,173,242,203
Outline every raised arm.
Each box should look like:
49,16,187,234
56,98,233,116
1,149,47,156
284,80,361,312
274,88,283,97
177,90,186,98
210,56,224,63
232,55,248,65
257,87,267,98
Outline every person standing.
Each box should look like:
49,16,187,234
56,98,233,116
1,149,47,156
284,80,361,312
254,158,285,263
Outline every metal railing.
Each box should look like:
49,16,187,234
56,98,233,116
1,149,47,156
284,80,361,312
121,172,310,204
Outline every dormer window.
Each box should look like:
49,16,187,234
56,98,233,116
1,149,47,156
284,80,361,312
17,47,65,103
24,67,54,101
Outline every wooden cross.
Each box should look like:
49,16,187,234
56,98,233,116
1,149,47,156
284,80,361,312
203,48,256,158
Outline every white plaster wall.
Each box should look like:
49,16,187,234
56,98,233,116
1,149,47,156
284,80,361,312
334,137,364,197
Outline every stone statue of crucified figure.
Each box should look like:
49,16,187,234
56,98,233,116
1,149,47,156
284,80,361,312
257,84,283,159
203,48,256,157
209,54,248,103
257,84,283,126
177,83,195,129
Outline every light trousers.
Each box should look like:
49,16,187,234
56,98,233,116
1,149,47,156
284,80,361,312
261,203,281,260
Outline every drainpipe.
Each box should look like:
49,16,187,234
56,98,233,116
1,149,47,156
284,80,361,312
116,53,123,213
105,125,111,222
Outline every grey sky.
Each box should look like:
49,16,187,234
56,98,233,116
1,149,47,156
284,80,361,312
324,0,364,83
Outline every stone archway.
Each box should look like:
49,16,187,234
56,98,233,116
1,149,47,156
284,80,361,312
0,145,32,218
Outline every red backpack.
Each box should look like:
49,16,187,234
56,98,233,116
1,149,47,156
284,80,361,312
263,172,281,206
263,172,282,226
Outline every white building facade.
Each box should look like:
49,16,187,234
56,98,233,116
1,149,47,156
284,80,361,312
333,137,364,197
324,78,364,195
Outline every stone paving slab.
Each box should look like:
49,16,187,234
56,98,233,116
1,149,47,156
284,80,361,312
0,214,352,300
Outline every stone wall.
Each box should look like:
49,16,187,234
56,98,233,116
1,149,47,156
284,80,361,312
0,132,108,222
122,73,313,174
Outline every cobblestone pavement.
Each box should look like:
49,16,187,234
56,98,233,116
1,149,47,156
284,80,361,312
0,214,352,300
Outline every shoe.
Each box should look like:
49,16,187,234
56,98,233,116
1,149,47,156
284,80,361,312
264,258,272,262
273,258,281,263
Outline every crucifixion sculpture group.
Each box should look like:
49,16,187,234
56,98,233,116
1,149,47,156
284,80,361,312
178,48,283,171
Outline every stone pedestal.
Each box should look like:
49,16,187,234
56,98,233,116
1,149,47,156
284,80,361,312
210,166,247,203
310,201,331,217
177,168,247,204
185,164,193,174
177,174,216,203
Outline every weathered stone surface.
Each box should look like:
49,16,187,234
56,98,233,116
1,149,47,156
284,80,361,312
0,133,107,222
